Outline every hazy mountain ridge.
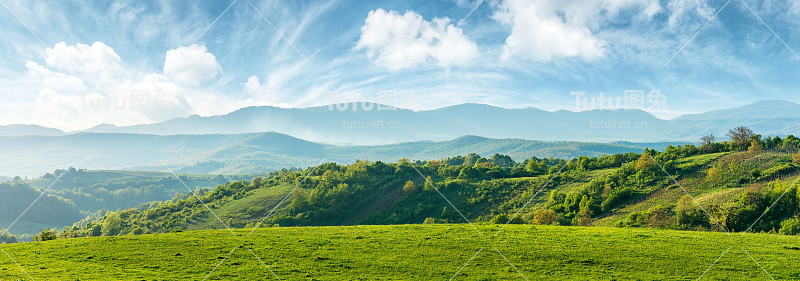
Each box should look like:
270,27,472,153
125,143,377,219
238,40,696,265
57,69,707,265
74,99,800,144
0,124,65,136
0,132,679,177
2,100,798,144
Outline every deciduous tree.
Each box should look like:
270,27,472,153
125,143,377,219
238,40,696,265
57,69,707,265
402,180,417,195
635,153,656,171
728,126,754,145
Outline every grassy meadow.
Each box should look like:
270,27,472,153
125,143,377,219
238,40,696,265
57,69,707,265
2,224,799,280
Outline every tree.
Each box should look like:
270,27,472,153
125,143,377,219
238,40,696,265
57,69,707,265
531,209,557,225
33,228,57,242
748,140,763,153
423,176,435,191
573,195,594,226
705,164,723,183
491,154,516,169
525,159,547,175
635,153,656,171
728,126,755,146
402,180,417,195
793,151,800,165
701,134,716,146
700,134,716,152
101,213,122,236
457,166,481,180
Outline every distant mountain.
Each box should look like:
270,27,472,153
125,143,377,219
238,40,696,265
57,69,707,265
77,102,668,144
0,124,64,136
0,132,677,177
675,100,800,120
77,100,800,145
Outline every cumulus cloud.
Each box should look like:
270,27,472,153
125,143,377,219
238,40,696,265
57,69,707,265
493,0,661,62
356,9,479,70
44,41,121,81
19,42,237,131
163,44,222,85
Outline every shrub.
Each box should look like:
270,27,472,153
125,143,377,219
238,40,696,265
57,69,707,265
490,214,509,224
779,218,800,235
531,209,557,225
130,227,144,235
507,215,526,224
748,140,763,153
33,228,57,242
423,217,435,224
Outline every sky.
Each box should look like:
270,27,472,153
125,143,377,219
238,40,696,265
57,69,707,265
1,0,800,131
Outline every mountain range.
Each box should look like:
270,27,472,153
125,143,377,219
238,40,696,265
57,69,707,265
2,100,797,145
1,100,797,177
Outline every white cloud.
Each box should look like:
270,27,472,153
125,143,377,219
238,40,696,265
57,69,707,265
163,44,221,85
667,0,713,28
44,41,121,81
15,42,241,131
356,8,479,70
493,0,661,62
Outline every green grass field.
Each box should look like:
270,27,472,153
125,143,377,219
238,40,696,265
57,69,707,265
186,183,293,230
2,224,799,280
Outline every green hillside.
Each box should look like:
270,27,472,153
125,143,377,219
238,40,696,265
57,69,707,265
0,183,83,237
42,136,797,241
2,225,799,280
25,169,265,214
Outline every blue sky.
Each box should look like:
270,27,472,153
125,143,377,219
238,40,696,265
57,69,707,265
1,0,799,131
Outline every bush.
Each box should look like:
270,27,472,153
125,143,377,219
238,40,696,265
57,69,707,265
489,214,509,224
507,215,526,224
34,228,57,242
422,217,435,224
130,227,144,235
531,209,557,225
0,229,16,244
779,218,800,235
